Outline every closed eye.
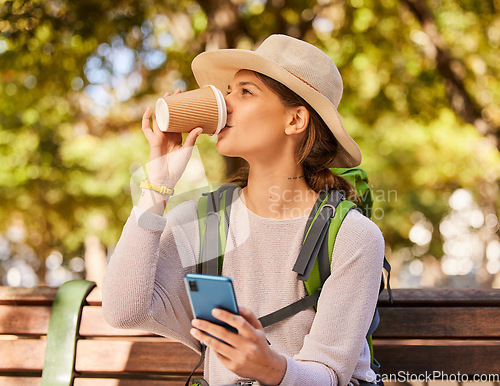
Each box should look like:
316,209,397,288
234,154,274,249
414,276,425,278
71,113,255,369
227,84,257,96
226,88,253,96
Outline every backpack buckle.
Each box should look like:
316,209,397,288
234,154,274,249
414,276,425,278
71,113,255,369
204,211,220,225
320,203,336,218
191,378,209,386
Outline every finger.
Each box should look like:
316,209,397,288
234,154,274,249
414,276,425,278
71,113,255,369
238,306,264,331
191,319,242,348
151,111,161,133
142,106,152,131
212,309,256,339
174,89,181,94
162,92,171,98
191,321,233,346
195,331,235,365
183,127,203,149
141,107,154,141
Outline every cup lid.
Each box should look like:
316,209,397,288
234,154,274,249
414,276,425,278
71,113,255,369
206,85,227,135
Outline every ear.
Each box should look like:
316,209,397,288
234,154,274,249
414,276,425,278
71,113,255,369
285,106,309,136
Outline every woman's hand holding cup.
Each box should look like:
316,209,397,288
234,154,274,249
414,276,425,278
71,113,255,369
141,90,203,188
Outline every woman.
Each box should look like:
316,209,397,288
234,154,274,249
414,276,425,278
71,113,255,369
103,34,384,385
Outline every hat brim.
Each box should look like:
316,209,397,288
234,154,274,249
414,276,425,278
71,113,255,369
191,49,362,168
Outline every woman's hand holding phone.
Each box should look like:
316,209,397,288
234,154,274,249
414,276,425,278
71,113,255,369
190,306,287,385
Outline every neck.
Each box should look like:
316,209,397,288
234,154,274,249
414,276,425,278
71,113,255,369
242,163,318,219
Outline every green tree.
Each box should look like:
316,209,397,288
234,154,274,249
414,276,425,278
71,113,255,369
1,0,499,287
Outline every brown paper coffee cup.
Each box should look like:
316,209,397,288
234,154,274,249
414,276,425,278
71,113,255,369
155,85,227,135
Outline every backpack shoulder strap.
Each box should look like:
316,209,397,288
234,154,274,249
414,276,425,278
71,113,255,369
303,198,356,298
293,191,353,282
197,185,239,275
197,194,209,273
259,190,354,328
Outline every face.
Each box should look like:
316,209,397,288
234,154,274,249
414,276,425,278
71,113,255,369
216,70,293,162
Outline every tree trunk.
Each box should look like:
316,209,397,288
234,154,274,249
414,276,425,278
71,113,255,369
401,0,500,150
84,234,107,288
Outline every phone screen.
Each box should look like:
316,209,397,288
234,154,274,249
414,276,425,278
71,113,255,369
184,273,239,336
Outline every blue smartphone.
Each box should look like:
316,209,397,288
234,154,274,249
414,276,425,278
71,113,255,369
184,273,240,336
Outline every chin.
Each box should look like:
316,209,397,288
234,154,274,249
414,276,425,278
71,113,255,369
216,139,239,158
216,146,240,158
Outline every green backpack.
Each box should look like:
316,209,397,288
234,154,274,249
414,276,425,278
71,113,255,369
196,167,392,380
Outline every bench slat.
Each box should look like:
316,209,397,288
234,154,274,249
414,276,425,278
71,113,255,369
374,340,500,375
75,378,189,385
80,307,154,337
0,287,57,306
84,287,103,307
0,306,51,335
75,340,203,375
0,338,204,376
84,288,500,307
0,378,190,386
375,307,500,338
0,340,45,371
0,377,41,385
378,289,500,306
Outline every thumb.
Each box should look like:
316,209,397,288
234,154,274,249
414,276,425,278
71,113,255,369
183,127,203,149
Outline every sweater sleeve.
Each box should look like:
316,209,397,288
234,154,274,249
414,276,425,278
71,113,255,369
102,200,202,354
279,210,385,386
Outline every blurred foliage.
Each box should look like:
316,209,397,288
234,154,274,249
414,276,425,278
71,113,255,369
0,0,499,286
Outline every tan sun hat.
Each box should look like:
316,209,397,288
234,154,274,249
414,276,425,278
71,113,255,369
191,34,362,168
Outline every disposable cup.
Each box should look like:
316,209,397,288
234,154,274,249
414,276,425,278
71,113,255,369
155,85,227,135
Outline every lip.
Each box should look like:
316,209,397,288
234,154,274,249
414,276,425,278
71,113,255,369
219,125,232,134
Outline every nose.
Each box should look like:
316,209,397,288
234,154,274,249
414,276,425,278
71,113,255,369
224,93,233,114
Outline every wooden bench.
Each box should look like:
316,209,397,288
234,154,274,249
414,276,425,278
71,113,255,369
374,288,500,381
0,280,499,385
0,281,202,385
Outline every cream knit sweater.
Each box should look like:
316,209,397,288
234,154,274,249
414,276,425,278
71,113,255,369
102,188,384,385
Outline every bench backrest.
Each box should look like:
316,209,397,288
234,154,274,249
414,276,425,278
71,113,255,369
1,282,499,385
373,288,500,377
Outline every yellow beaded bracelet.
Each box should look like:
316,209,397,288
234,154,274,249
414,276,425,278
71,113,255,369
140,180,174,196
